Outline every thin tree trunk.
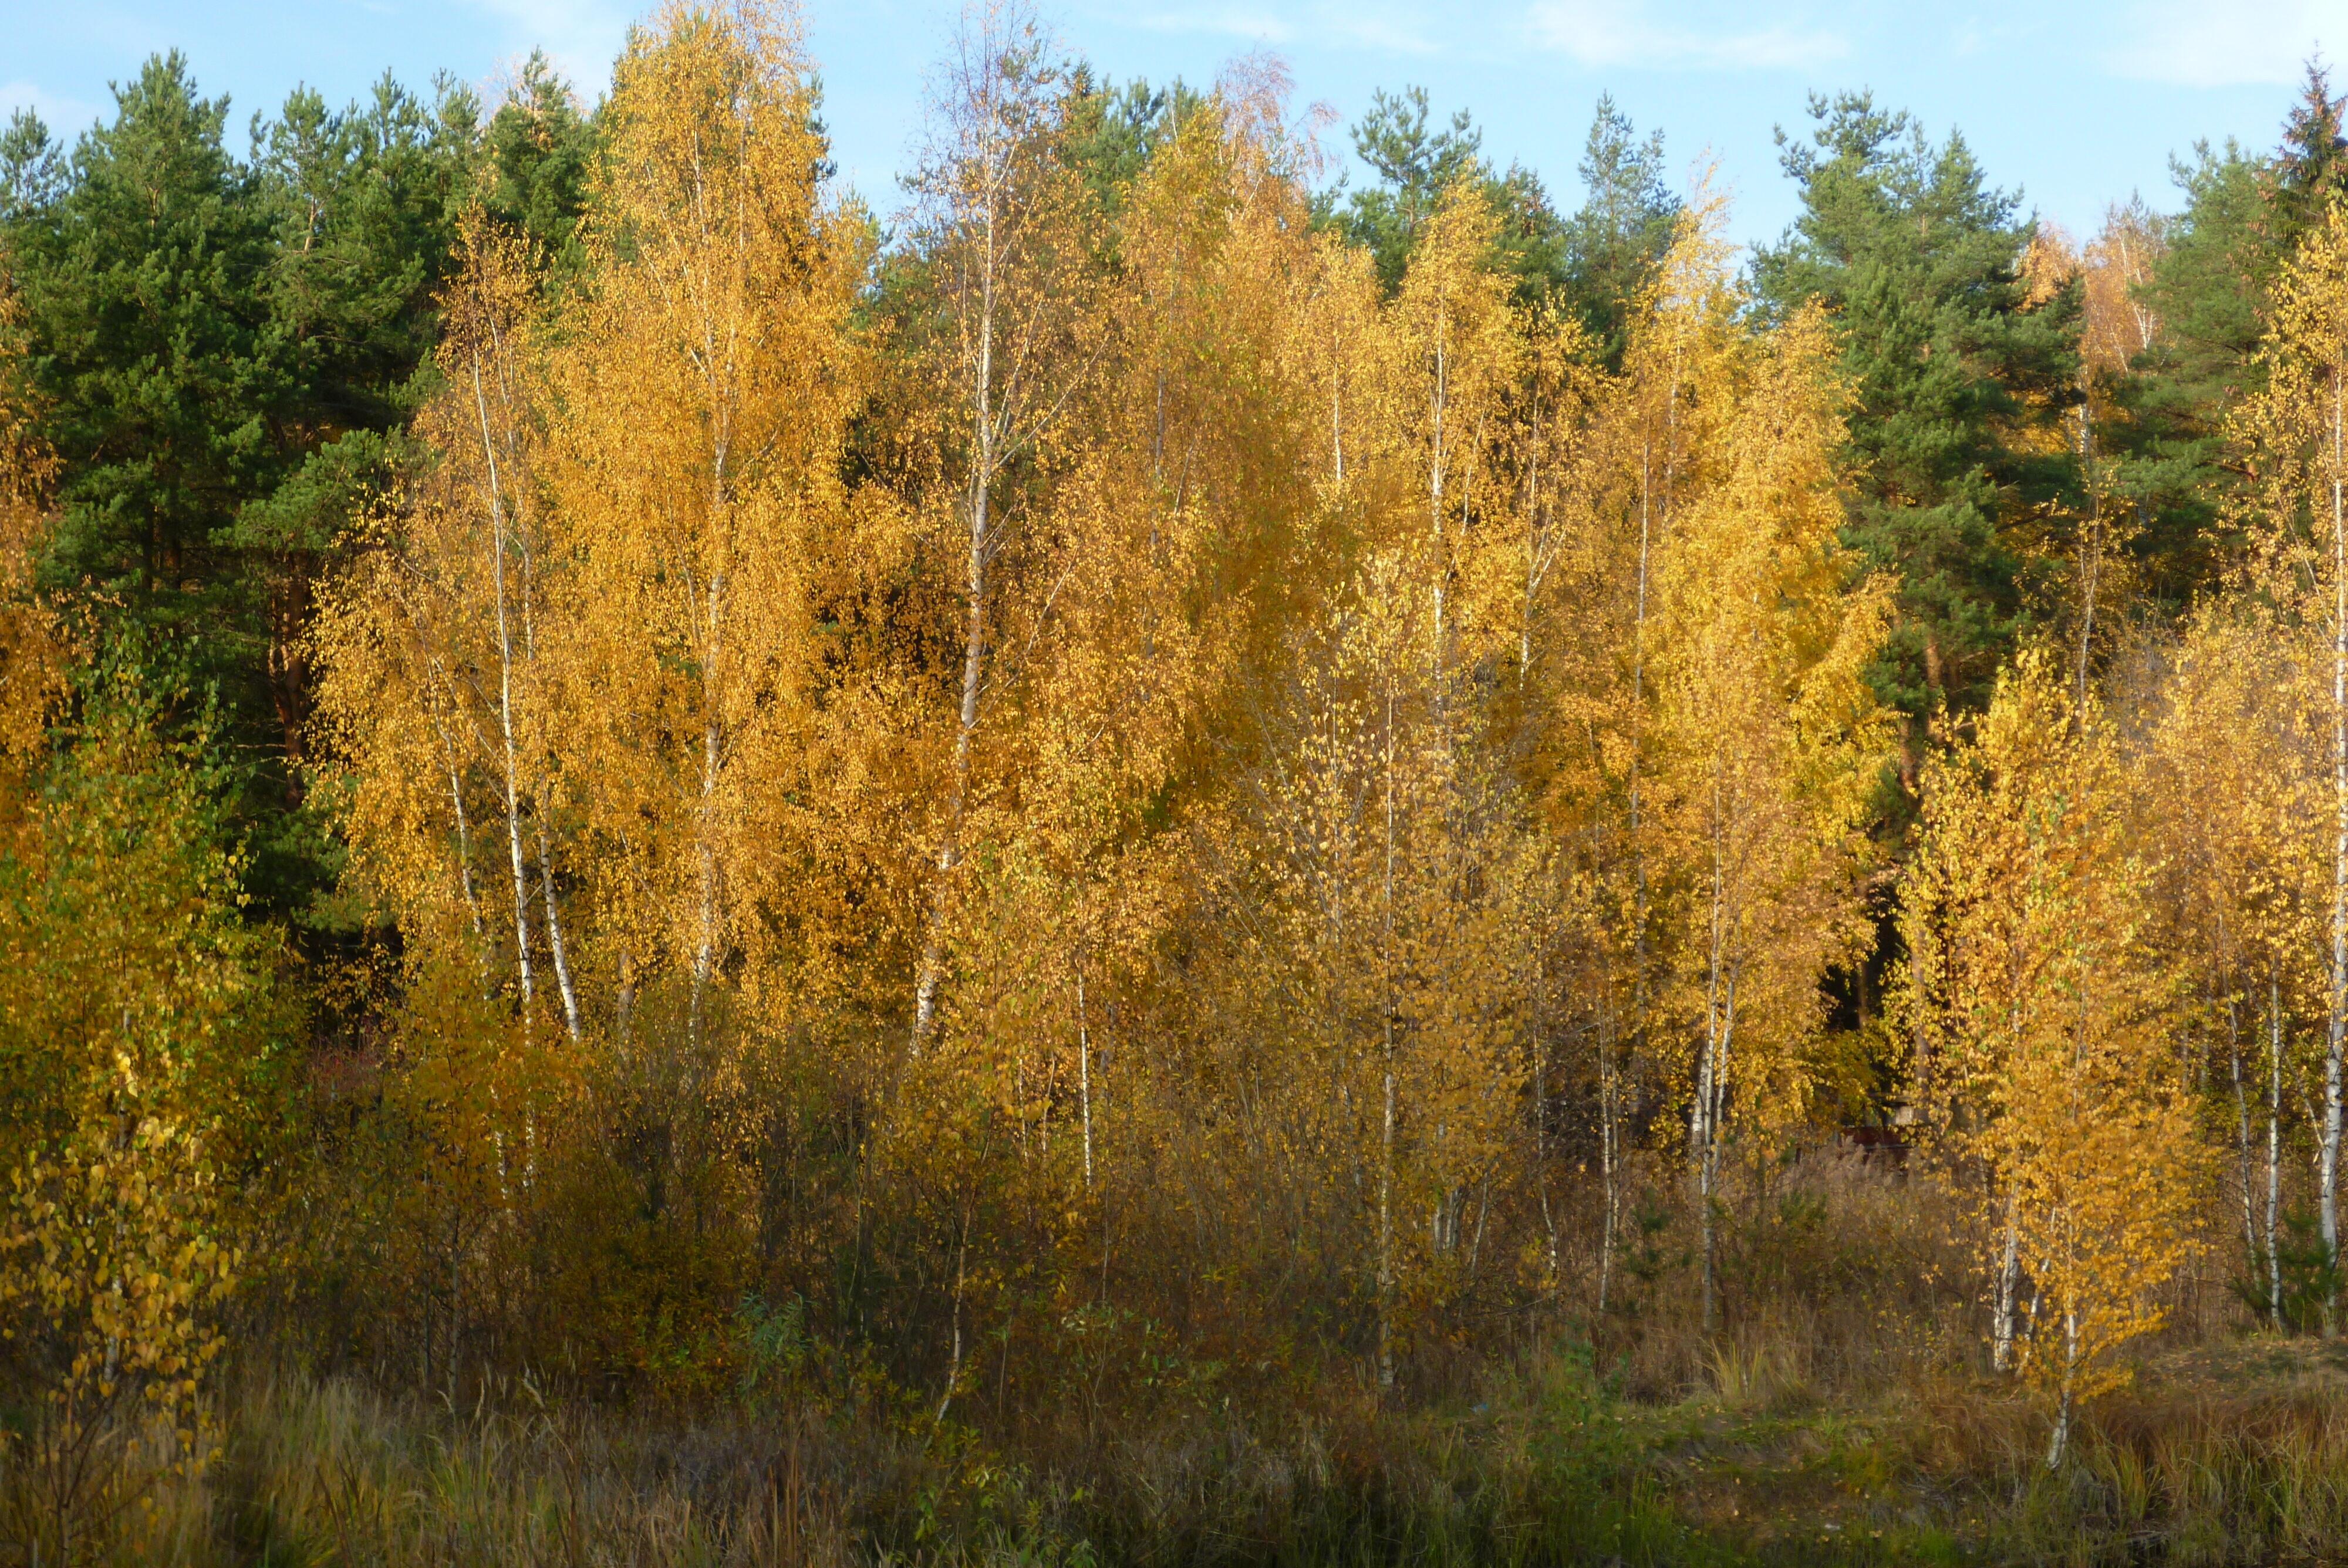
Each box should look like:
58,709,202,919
1331,322,1345,484
1377,1049,1396,1390
2272,973,2287,1330
616,946,635,1056
680,131,737,1055
1693,764,1729,1336
495,407,576,1047
536,817,581,1044
1992,1188,2021,1373
1629,447,1652,927
1429,305,1447,687
1076,965,1094,1191
1707,974,1736,1329
1532,952,1551,1270
913,196,1000,1056
1597,1035,1618,1313
690,705,721,1047
2326,367,2347,1318
937,1209,971,1424
2046,1304,2077,1469
1611,443,1651,1324
427,699,484,945
1376,677,1398,1394
1520,392,1543,681
913,484,988,1053
1469,1177,1489,1276
2073,392,2102,715
470,350,535,1018
2232,992,2259,1306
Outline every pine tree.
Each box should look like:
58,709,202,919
2104,69,2348,609
1755,92,2082,744
2107,146,2276,600
1332,87,1486,294
1557,96,1679,370
3,55,483,921
3,58,285,667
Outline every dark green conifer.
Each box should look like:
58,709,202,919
1755,90,2083,738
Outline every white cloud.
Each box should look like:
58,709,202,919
0,79,106,136
2111,0,2348,86
1132,6,1298,45
461,0,633,100
1121,1,1435,55
1322,9,1440,55
1526,0,1846,70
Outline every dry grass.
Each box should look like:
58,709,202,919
18,1145,2348,1565
22,1343,2348,1565
5,1376,868,1568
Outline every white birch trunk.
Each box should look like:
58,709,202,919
1693,765,1730,1336
1611,444,1651,1324
2231,993,2259,1302
1076,965,1094,1191
504,425,579,1049
427,697,484,945
2070,379,2103,717
1428,305,1447,690
936,1212,970,1424
690,705,722,1046
536,816,581,1044
1330,330,1344,484
1520,392,1550,683
2045,1305,2077,1469
912,104,1003,1056
470,350,536,1018
1596,1045,1618,1313
687,236,735,1049
1376,677,1398,1393
2273,975,2288,1329
1992,1189,2021,1373
2326,369,2347,1306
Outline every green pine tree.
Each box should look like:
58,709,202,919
478,52,599,276
1557,94,1679,369
2103,63,2348,604
1754,90,2082,744
2,53,488,921
4,56,288,658
1328,87,1676,340
1330,86,1488,292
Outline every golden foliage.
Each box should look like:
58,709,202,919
0,678,270,1555
1907,653,2202,1462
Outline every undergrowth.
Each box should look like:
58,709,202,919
18,1333,2348,1565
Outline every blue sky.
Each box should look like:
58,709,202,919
5,0,2344,248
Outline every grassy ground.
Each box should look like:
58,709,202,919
18,1336,2348,1564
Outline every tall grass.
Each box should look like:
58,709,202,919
16,1143,2348,1564
21,1347,2348,1566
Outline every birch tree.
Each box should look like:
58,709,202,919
904,0,1104,1052
1232,549,1536,1390
315,218,561,1011
1392,180,1518,687
1650,303,1888,1334
2145,609,2315,1329
538,0,861,1049
2234,199,2348,1302
1907,653,2203,1465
